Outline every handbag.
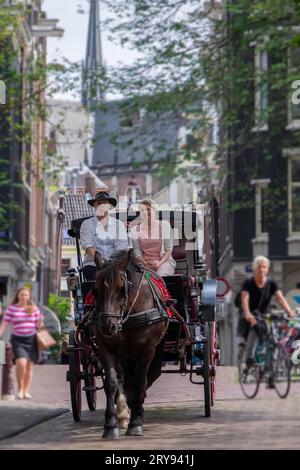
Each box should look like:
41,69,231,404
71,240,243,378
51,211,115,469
36,328,56,350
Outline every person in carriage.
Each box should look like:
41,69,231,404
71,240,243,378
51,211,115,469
80,191,129,282
130,198,176,276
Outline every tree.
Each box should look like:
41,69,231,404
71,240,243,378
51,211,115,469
77,0,300,217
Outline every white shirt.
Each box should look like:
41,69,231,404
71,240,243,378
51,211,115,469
80,215,129,266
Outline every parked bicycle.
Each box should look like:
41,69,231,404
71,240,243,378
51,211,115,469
237,312,291,399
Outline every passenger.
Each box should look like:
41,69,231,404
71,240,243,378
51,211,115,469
80,191,129,282
239,255,295,368
0,287,42,399
130,198,176,276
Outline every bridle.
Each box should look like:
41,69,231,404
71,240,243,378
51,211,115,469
98,269,145,331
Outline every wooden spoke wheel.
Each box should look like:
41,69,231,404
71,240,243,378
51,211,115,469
203,322,211,418
209,321,217,406
82,353,97,411
68,331,82,422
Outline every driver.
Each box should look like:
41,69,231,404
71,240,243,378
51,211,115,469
80,191,129,281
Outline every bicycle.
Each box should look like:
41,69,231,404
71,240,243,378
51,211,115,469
237,312,291,399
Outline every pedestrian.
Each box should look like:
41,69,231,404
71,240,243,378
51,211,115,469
0,287,42,399
80,191,129,282
238,255,296,368
130,198,176,276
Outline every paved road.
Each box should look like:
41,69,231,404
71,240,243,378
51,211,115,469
1,365,300,449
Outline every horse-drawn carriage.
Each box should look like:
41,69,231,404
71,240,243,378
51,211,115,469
65,207,221,438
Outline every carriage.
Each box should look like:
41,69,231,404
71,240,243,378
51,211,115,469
65,206,222,434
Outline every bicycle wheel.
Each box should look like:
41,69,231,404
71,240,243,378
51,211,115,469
237,346,260,399
272,343,291,399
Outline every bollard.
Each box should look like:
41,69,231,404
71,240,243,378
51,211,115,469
1,343,15,400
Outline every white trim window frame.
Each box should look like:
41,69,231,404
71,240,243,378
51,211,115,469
253,44,269,131
287,46,300,130
251,179,270,238
288,156,300,235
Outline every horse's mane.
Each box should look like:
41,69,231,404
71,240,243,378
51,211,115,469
97,249,140,291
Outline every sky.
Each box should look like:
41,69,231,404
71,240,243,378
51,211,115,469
42,0,137,98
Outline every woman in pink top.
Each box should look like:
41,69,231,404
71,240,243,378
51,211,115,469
0,287,42,399
131,199,176,276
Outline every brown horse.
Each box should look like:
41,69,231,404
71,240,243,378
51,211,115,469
91,249,169,439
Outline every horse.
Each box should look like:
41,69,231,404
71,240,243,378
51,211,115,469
90,249,169,439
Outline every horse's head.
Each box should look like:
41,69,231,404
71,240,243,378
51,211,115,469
93,250,131,336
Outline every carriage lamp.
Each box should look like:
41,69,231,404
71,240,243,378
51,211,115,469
193,260,207,284
66,269,79,291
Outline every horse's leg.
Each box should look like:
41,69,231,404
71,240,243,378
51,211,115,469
102,353,121,439
126,347,156,437
116,362,130,429
147,337,165,389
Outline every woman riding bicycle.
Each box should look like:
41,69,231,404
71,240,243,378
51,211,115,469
239,256,296,368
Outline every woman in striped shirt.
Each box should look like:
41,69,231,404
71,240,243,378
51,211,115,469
0,287,42,399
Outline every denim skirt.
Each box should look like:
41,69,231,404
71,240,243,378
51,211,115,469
11,334,38,363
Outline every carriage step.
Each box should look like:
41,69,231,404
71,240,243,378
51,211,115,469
82,385,101,392
66,346,85,353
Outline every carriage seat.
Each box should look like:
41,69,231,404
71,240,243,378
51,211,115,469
67,216,93,239
163,274,196,323
172,239,188,273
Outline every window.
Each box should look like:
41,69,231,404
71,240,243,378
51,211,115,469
288,158,300,233
256,186,269,235
288,47,300,128
254,48,268,129
251,179,270,237
61,258,71,277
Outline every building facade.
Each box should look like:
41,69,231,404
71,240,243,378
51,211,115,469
0,0,63,307
212,0,300,364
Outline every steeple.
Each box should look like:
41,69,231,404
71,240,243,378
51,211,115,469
82,0,104,107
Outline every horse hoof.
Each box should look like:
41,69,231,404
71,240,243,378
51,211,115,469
102,427,121,439
126,425,144,436
119,418,129,430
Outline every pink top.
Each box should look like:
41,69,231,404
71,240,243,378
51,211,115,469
139,222,162,262
4,304,41,337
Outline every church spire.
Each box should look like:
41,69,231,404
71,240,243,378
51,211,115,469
82,0,104,107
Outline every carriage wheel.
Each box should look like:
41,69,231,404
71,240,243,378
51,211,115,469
82,353,97,411
69,331,82,422
209,322,217,406
203,323,211,417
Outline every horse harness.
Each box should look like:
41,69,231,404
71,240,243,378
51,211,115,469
89,266,169,331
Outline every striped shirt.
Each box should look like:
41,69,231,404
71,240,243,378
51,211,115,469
4,304,41,337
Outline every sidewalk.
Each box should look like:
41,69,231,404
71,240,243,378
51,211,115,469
0,364,70,441
0,401,69,441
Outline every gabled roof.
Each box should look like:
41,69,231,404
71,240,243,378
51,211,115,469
63,193,94,246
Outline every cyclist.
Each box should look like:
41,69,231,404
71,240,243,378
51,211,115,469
239,256,296,369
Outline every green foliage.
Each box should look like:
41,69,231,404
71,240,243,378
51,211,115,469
48,294,71,363
83,0,300,223
48,293,71,324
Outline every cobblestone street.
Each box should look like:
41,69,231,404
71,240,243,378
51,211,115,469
0,365,300,449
